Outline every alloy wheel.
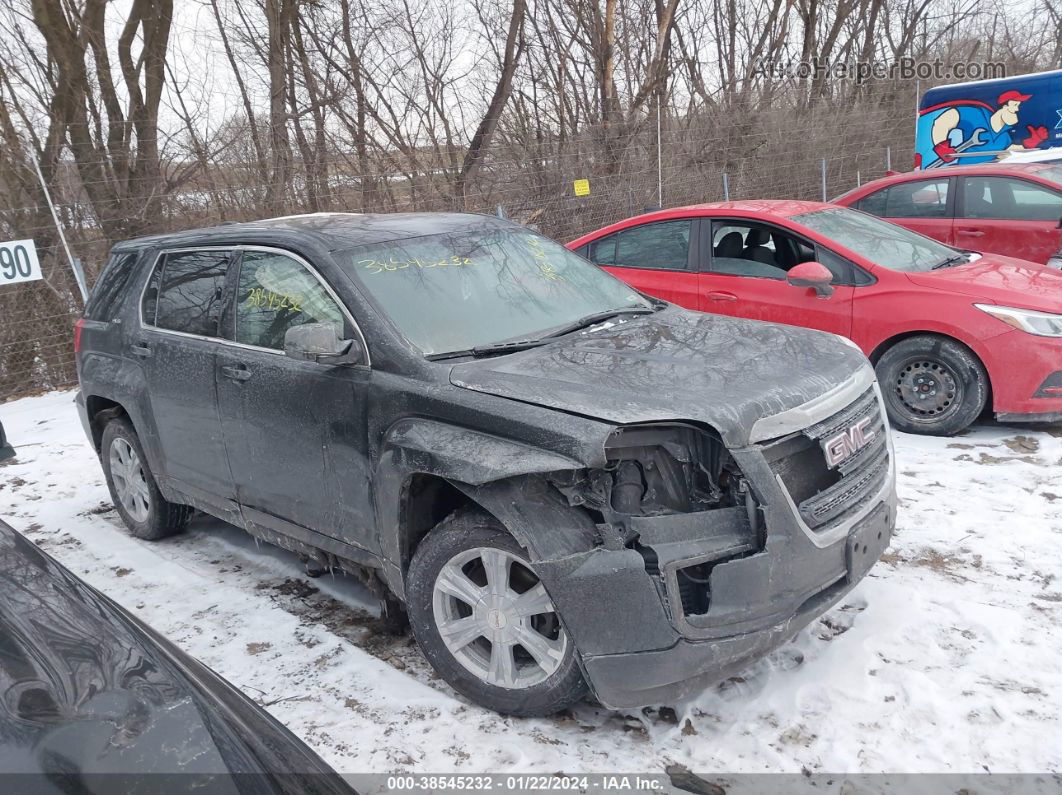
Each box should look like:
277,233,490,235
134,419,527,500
432,546,567,689
109,437,151,523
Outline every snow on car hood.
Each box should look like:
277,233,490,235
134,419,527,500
449,307,870,448
906,255,1062,313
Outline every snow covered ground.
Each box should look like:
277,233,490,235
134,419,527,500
1,388,1060,775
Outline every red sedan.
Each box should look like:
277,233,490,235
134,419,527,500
833,163,1062,266
568,201,1062,435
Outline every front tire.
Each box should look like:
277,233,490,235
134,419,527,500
875,335,988,436
100,417,192,540
406,511,587,716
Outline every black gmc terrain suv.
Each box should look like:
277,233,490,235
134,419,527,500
75,212,896,715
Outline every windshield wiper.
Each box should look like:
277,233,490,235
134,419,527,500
539,305,656,340
425,305,656,362
425,338,552,361
932,253,970,270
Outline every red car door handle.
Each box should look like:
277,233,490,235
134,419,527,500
706,291,738,302
956,229,985,237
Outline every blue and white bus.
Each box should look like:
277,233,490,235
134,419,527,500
915,69,1062,169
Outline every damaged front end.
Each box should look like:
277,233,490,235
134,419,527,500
517,378,896,710
549,423,764,620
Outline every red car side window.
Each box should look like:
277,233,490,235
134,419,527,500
594,220,692,271
962,177,1062,221
858,189,888,216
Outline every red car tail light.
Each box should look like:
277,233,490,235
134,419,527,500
73,317,85,353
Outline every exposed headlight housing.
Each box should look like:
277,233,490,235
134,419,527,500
551,424,746,519
975,304,1062,338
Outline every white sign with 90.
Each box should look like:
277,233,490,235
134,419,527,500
0,239,43,286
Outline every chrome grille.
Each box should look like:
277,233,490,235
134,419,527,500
762,387,890,530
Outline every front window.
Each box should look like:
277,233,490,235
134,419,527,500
709,221,819,280
962,176,1062,221
1036,165,1062,185
234,250,346,351
793,207,958,272
338,226,649,356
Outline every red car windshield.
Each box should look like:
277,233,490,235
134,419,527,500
793,207,959,272
1035,165,1062,186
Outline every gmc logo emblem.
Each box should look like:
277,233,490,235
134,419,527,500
822,417,875,468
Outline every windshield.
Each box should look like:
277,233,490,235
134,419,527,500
1036,164,1062,185
793,206,958,272
338,225,650,355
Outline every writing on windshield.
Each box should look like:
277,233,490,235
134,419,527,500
339,225,646,355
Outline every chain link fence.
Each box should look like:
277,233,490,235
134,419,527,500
0,96,915,402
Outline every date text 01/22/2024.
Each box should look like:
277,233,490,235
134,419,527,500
385,775,666,791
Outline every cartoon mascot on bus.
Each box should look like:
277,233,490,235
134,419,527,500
915,90,1050,169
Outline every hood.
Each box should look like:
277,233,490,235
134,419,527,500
906,255,1062,312
450,308,871,448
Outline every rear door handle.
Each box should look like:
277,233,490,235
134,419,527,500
956,229,985,237
220,364,252,382
130,343,152,358
706,291,738,302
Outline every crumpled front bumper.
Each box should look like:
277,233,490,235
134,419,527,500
577,493,894,709
537,372,897,710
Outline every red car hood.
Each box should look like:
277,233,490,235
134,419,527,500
905,254,1062,312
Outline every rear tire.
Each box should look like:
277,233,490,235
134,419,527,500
406,510,587,716
875,335,988,436
100,417,191,541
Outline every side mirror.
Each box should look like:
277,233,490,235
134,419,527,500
787,261,835,298
284,323,364,365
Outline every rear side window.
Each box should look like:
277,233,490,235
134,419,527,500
234,250,346,350
588,220,691,270
85,251,139,320
144,250,231,337
857,189,888,216
858,179,950,218
885,179,950,218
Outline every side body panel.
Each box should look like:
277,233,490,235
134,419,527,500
215,346,374,545
954,175,1062,263
695,273,855,337
600,265,701,307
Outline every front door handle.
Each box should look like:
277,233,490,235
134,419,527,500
706,291,738,302
956,229,985,237
220,364,252,382
130,343,152,358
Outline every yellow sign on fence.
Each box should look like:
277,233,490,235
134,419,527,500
573,179,590,197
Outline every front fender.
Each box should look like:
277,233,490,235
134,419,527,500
379,418,588,487
374,418,599,594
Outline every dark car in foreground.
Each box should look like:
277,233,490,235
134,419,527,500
74,212,895,715
0,518,351,792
